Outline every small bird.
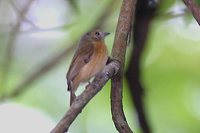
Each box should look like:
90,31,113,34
66,29,110,105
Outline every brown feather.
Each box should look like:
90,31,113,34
67,43,94,90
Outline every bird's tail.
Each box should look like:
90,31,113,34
67,81,72,91
67,81,76,106
70,90,76,106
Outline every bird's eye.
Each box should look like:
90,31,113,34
95,32,100,36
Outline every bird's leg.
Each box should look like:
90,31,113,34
87,80,91,84
70,89,76,106
106,56,114,64
86,80,91,88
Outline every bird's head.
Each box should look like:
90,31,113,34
83,29,110,42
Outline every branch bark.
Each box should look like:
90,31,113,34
183,0,200,25
50,60,120,133
111,0,137,133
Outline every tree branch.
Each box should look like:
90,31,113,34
9,0,37,28
0,0,34,93
0,45,75,100
111,0,137,133
50,60,120,133
183,0,200,25
126,1,158,133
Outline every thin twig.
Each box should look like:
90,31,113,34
0,0,34,93
21,22,77,34
110,0,137,133
50,60,120,133
9,0,37,28
183,0,200,25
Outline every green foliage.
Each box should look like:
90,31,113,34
140,20,200,133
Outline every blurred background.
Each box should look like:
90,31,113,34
0,0,200,133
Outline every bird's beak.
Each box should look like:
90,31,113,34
104,32,110,36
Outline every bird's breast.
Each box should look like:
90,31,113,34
79,41,108,81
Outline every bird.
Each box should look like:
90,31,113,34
66,29,110,105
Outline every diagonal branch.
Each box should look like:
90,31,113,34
111,0,137,133
1,45,75,100
183,0,200,25
50,60,120,133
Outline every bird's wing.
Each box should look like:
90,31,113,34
66,43,94,85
